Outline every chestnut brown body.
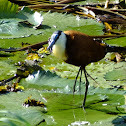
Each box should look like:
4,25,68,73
64,30,106,66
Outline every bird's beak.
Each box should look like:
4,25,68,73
47,38,55,52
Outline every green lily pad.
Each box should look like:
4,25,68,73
105,37,126,47
0,90,54,126
0,69,126,126
0,0,18,18
24,69,126,95
0,0,43,39
0,0,104,39
42,12,104,36
17,6,43,28
0,61,16,80
104,69,126,81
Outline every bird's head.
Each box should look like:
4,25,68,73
47,30,66,52
47,30,67,60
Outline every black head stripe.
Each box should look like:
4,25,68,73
53,30,62,42
48,30,63,46
54,30,62,35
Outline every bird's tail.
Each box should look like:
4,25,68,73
106,45,126,53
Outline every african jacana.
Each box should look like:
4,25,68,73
47,30,126,108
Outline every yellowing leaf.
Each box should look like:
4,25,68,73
49,67,56,70
15,85,24,90
0,86,7,92
38,47,49,54
23,96,45,107
26,53,39,61
104,22,112,31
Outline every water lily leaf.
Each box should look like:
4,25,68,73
0,61,17,80
25,70,76,90
23,95,45,107
105,37,126,47
42,58,126,89
104,69,126,81
0,71,126,126
0,90,50,126
0,0,43,38
26,53,39,61
17,6,43,28
0,110,31,126
42,12,104,36
0,0,18,18
0,3,103,39
25,70,126,95
39,92,124,126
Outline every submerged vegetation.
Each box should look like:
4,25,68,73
0,0,126,125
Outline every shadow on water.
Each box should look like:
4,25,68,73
112,116,126,126
39,25,51,30
112,88,126,126
19,22,51,30
0,53,14,57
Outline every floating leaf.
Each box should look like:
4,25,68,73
26,53,39,61
23,96,45,107
15,85,24,90
0,61,17,81
0,83,24,93
25,70,126,95
17,6,43,29
0,110,34,126
0,9,104,39
0,0,18,18
0,86,7,92
0,90,48,126
0,1,43,38
38,47,49,54
105,69,126,81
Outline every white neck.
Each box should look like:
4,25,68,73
52,32,67,60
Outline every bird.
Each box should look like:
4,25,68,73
47,30,126,108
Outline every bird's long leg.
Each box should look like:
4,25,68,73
82,67,89,108
86,71,98,85
79,68,82,93
73,66,82,94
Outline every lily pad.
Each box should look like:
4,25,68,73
42,12,104,35
104,69,126,81
0,69,126,126
0,0,104,39
17,6,43,28
0,0,43,39
0,0,18,18
0,60,16,80
0,90,52,126
24,70,126,95
105,37,126,47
